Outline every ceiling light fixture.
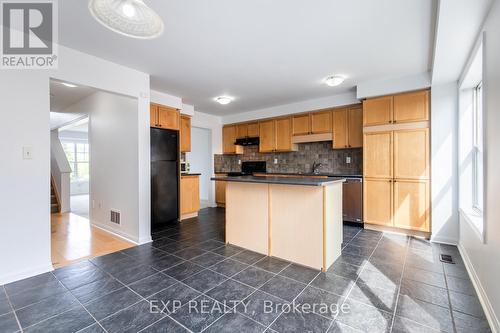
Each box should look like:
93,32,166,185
324,75,346,87
215,96,233,105
61,82,78,88
88,0,164,39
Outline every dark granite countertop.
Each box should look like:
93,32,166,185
181,173,201,176
211,175,346,186
213,171,362,178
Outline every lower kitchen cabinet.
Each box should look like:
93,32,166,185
180,175,200,219
363,178,393,227
215,177,227,206
393,179,429,231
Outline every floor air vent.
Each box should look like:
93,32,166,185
440,254,454,264
110,210,121,224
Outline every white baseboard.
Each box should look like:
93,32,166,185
430,235,458,245
0,263,54,285
458,244,500,333
91,222,140,245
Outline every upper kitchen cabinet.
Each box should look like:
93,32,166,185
259,118,296,153
150,104,158,127
348,106,363,148
310,110,332,134
247,122,259,137
180,115,191,152
292,114,310,135
332,108,348,149
292,111,332,135
363,90,430,126
236,122,260,139
223,125,243,154
363,96,393,126
259,119,276,153
275,117,294,151
150,104,180,130
332,106,363,149
393,90,429,123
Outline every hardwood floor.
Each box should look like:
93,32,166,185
51,212,134,268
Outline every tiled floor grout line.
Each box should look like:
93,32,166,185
441,249,459,333
199,261,294,333
324,231,386,333
2,285,23,333
49,271,111,333
387,237,410,333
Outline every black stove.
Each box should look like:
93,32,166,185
228,161,266,177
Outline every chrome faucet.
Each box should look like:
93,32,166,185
312,162,322,174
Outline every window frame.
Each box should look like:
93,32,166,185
472,81,484,215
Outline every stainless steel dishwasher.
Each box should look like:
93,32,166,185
342,178,363,225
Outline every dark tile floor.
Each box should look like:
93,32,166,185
0,208,491,333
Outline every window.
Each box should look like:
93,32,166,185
472,82,484,213
62,141,90,182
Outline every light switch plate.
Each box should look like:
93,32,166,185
23,146,33,159
274,158,278,164
346,156,351,164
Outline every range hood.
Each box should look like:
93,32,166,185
235,137,260,146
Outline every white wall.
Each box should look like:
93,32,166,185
87,92,142,242
430,82,459,244
357,72,431,99
0,45,150,284
458,1,500,331
150,89,183,110
222,92,359,124
187,127,212,206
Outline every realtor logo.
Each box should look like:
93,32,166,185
1,0,58,69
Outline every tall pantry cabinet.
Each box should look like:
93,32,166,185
363,90,431,233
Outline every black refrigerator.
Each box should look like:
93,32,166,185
151,128,179,228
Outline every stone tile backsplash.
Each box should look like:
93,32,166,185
214,142,362,175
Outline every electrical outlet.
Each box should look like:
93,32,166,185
23,146,33,159
346,156,351,164
238,159,241,165
274,158,278,164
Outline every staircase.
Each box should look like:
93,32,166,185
51,179,60,214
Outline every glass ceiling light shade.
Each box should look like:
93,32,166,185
88,0,164,39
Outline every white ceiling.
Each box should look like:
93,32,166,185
50,80,96,112
59,0,436,116
50,80,96,129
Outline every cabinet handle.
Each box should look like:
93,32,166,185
393,120,397,124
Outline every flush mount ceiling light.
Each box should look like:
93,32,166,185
88,0,164,39
61,82,78,88
215,96,233,105
324,75,346,87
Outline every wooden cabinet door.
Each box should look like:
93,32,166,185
348,107,363,148
332,109,348,149
394,129,429,180
180,116,191,152
247,122,259,137
393,179,429,231
215,180,226,204
157,106,180,130
364,178,393,226
292,114,310,135
236,124,248,139
259,120,276,152
181,176,200,214
393,90,429,123
275,117,292,151
150,104,158,127
311,111,332,134
363,96,393,126
364,132,393,178
223,126,237,154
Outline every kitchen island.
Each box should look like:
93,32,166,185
210,175,345,271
